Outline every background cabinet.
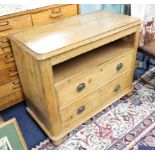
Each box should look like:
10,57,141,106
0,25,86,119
0,4,79,111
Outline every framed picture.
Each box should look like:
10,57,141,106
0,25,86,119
0,118,27,150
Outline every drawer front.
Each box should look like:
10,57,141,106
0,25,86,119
0,65,18,86
0,90,23,111
0,79,22,98
60,71,132,129
0,52,15,70
32,5,78,26
56,51,133,110
0,46,12,55
0,14,32,36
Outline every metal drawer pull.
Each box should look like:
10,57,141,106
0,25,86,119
12,79,21,89
114,85,121,92
0,37,9,43
9,67,18,77
116,63,123,71
13,79,19,84
50,8,63,18
0,21,9,26
77,106,85,114
0,21,12,32
0,42,10,48
77,83,86,92
4,53,14,63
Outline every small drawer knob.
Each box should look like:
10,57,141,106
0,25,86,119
116,63,123,71
77,83,86,92
114,85,121,92
77,106,85,114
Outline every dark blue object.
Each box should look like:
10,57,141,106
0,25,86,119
0,102,47,149
134,67,146,80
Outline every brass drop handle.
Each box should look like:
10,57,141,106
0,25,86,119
114,85,121,92
116,63,123,71
77,106,85,114
77,83,86,92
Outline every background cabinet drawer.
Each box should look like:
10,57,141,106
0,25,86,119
56,51,133,110
60,71,132,129
0,90,23,111
0,52,15,70
32,5,78,26
0,14,32,36
0,79,21,98
0,65,18,86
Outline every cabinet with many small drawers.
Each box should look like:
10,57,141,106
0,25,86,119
0,4,79,110
10,10,140,145
0,14,32,110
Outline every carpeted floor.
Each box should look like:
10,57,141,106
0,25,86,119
33,79,155,150
32,67,155,150
0,67,155,150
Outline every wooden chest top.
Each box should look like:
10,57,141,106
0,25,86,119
10,10,141,60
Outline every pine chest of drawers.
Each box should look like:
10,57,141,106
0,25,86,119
9,10,140,145
0,4,78,110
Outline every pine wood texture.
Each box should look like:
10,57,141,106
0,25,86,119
60,71,132,129
32,4,78,26
54,41,134,110
10,11,140,59
10,10,141,144
0,4,78,111
0,14,32,36
0,65,18,86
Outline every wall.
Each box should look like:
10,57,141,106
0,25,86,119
80,4,124,15
80,4,102,15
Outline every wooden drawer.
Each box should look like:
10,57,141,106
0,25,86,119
0,90,23,111
0,14,32,36
0,65,18,86
56,51,133,110
0,79,21,98
60,71,132,129
0,52,15,70
32,5,78,26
